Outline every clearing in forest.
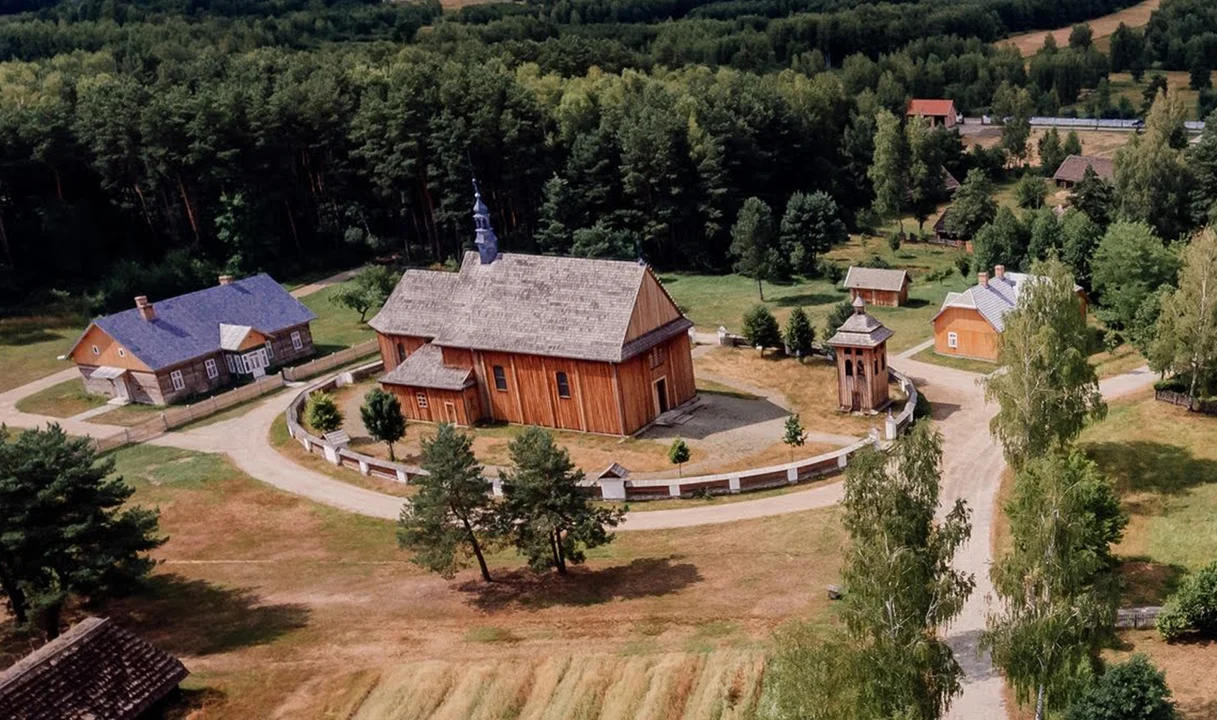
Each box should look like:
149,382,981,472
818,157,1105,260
1000,0,1161,57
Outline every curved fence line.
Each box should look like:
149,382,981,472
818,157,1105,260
282,362,921,503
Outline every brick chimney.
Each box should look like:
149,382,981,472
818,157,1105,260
977,272,989,288
135,296,156,321
218,274,234,286
994,264,1005,279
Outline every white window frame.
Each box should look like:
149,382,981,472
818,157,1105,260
290,331,303,350
947,332,959,349
117,348,125,358
416,392,428,409
264,340,274,359
170,370,185,391
205,358,218,380
91,344,99,355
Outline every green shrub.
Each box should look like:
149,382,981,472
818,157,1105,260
1153,376,1188,393
305,391,343,433
886,232,901,251
742,305,782,350
1065,654,1176,720
1157,562,1217,641
820,259,845,284
858,254,891,269
956,255,971,278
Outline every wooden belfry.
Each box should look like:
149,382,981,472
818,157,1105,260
827,296,893,413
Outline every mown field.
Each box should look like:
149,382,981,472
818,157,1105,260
0,443,847,718
1000,0,1160,56
0,315,82,393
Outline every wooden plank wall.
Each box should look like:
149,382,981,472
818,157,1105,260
70,325,152,371
476,350,625,435
625,271,683,342
616,332,696,434
385,384,477,426
376,333,430,372
933,307,999,360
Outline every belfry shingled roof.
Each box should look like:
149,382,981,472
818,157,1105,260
369,252,691,363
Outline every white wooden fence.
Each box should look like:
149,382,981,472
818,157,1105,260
282,339,379,382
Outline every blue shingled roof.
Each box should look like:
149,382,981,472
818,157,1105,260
88,274,316,371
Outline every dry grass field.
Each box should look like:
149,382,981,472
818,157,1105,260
1000,0,1161,57
0,443,847,718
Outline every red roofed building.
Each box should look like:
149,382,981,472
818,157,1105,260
907,99,959,128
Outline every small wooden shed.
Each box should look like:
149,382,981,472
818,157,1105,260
843,267,910,307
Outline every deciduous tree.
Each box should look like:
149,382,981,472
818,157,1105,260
331,266,400,323
983,259,1105,467
1065,655,1177,720
1148,228,1217,401
782,414,805,461
731,197,781,300
945,168,997,240
781,191,847,274
306,392,343,433
668,437,690,477
360,388,406,460
1092,221,1178,330
868,109,909,235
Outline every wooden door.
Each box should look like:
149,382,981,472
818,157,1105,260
654,377,669,414
444,401,457,424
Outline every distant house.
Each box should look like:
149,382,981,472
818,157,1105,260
0,617,188,719
369,185,696,436
843,267,910,307
1052,155,1114,189
68,274,316,405
906,99,959,128
932,208,973,251
931,265,1087,361
943,168,961,193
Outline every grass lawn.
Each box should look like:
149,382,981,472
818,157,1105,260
0,315,83,393
297,282,376,354
14,379,107,417
1070,70,1214,122
662,236,971,353
910,347,996,375
0,442,846,718
88,402,165,427
1073,393,1217,718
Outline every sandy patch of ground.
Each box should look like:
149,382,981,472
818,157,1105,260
1000,0,1161,57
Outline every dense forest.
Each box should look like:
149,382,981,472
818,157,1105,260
0,0,1193,311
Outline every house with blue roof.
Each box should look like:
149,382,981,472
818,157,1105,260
931,264,1087,361
67,274,317,405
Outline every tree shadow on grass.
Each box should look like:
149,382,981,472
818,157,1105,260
460,556,702,612
901,297,930,309
773,292,842,308
1084,440,1217,499
0,326,63,346
1118,556,1188,606
105,573,310,656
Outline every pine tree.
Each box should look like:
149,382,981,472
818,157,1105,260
497,427,625,573
668,438,690,477
1063,130,1083,159
0,425,163,639
398,423,496,582
784,306,816,358
824,299,854,340
360,387,407,460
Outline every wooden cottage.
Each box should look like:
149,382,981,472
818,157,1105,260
932,207,972,251
369,186,696,436
931,265,1087,361
906,99,959,128
1052,155,1114,189
843,267,910,307
68,275,316,405
827,297,892,413
0,617,188,719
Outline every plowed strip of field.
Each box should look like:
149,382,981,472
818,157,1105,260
1000,0,1160,57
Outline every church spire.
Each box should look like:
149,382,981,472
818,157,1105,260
472,178,499,264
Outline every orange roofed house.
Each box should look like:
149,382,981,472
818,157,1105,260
368,187,696,436
907,99,959,128
931,265,1087,361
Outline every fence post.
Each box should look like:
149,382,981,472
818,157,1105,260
786,467,798,484
728,476,741,494
668,483,681,497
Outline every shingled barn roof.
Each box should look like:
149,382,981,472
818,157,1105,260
843,267,909,292
370,252,692,363
1053,155,1114,184
0,617,188,720
907,99,957,117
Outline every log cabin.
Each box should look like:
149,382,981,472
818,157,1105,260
1052,155,1114,189
843,267,910,307
67,275,316,405
369,186,696,436
931,264,1087,361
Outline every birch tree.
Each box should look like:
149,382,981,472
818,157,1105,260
983,258,1105,468
763,423,973,720
983,451,1127,720
1149,228,1217,401
869,109,909,236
